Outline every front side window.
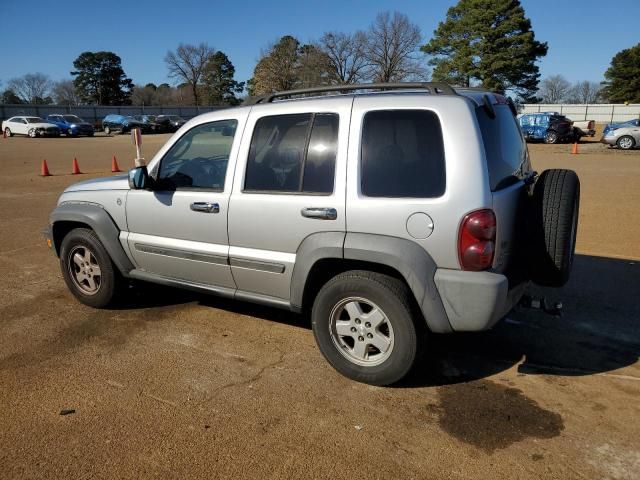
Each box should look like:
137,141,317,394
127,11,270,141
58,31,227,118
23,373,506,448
156,119,237,190
361,110,446,198
244,113,339,194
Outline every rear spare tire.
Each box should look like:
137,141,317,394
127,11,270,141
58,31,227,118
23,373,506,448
529,169,580,287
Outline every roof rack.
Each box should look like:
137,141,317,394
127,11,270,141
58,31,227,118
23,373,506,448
246,82,458,105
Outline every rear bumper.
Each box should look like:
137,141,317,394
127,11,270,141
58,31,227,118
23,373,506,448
434,269,526,331
600,136,616,145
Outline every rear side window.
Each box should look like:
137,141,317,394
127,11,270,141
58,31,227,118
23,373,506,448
244,113,338,194
476,105,530,191
361,110,445,198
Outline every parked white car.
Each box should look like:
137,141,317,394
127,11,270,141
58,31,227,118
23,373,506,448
2,116,61,138
600,125,640,150
571,119,596,138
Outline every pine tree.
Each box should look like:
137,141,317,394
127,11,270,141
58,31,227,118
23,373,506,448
71,52,133,105
422,0,547,100
601,44,640,103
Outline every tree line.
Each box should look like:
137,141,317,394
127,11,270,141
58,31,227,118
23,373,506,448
2,1,639,106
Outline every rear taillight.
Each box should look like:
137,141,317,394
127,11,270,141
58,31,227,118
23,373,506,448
458,209,496,271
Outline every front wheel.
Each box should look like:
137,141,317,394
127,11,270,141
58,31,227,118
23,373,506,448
311,270,421,386
59,228,122,308
617,135,636,150
4,128,12,137
103,125,111,135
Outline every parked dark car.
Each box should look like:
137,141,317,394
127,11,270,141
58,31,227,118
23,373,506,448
517,112,576,144
154,115,187,132
602,118,640,136
132,115,164,133
46,114,95,137
102,114,152,135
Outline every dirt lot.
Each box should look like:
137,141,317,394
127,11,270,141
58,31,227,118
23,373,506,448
0,132,638,479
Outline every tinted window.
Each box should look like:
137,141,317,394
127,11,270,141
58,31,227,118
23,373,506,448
361,110,445,198
476,104,530,191
157,119,237,190
302,114,338,193
244,113,338,194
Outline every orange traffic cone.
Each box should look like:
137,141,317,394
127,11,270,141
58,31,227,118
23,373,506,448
40,159,51,176
111,155,121,172
71,157,82,174
571,142,579,154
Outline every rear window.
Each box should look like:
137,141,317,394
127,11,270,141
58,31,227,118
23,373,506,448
361,110,445,198
476,105,530,191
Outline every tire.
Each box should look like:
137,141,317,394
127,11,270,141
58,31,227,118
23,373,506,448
617,135,635,150
28,128,37,138
544,130,558,144
528,169,580,287
311,270,421,386
104,126,111,135
59,228,121,308
4,128,12,137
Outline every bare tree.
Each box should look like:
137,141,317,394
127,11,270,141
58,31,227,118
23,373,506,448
130,84,156,106
364,11,426,82
319,31,369,84
165,43,215,106
8,73,52,103
538,75,571,103
568,80,602,104
52,79,80,105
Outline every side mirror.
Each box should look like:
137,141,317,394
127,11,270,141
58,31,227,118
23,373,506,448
128,166,150,190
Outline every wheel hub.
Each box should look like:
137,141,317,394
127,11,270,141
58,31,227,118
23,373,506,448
329,297,394,367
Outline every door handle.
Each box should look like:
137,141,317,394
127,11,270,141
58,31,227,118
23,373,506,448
190,202,220,213
301,207,337,220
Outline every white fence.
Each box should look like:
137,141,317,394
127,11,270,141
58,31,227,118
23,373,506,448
521,104,640,123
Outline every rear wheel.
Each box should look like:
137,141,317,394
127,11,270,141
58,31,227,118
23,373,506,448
528,169,580,287
617,135,635,150
60,228,122,308
311,270,421,386
28,128,37,138
544,130,558,144
104,125,111,135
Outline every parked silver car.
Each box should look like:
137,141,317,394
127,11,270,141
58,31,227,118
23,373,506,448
45,83,580,385
600,124,640,149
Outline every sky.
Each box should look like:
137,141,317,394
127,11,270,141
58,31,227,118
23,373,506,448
1,0,639,89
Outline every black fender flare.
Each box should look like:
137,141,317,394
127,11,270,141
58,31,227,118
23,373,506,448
49,202,134,275
290,232,452,334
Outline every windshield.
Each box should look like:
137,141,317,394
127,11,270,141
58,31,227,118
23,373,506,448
26,117,44,123
63,115,83,123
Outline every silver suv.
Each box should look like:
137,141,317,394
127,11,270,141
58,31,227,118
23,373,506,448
46,83,580,385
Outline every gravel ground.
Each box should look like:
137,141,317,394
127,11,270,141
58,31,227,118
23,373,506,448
0,131,638,479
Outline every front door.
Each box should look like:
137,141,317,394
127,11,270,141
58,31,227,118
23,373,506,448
125,117,244,288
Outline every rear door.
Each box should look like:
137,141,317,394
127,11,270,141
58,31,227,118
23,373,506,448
227,98,349,301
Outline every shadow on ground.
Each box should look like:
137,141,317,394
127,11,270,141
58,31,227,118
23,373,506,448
110,254,640,387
